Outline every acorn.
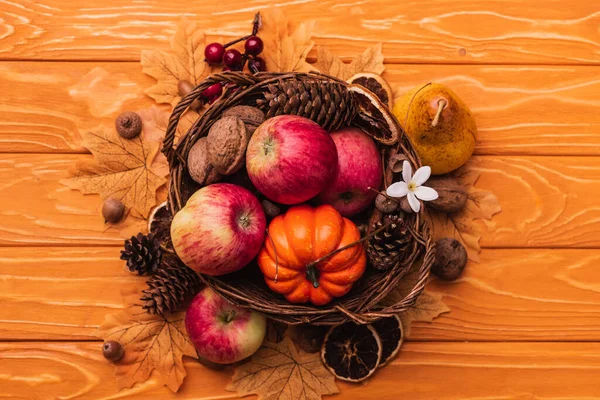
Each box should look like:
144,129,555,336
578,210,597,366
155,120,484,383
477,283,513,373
115,111,142,139
178,80,202,112
432,238,468,281
102,198,125,223
102,340,124,362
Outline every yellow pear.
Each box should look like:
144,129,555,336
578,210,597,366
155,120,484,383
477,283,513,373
393,83,476,175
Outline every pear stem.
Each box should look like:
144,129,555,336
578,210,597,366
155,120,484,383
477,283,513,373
431,99,447,127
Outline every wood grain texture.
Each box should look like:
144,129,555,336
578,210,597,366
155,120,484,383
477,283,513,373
2,341,600,399
1,153,598,247
0,62,155,153
2,247,600,342
3,62,600,155
1,0,599,64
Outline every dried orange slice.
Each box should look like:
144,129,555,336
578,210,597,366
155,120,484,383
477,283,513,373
370,315,403,366
321,321,382,382
347,73,393,109
148,201,172,249
349,84,401,145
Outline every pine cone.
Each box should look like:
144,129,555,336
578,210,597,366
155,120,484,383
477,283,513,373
368,214,413,271
256,78,357,132
141,257,203,315
120,233,162,275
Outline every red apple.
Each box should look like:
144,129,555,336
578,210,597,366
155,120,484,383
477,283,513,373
186,288,266,364
171,183,266,275
319,128,382,216
246,115,338,204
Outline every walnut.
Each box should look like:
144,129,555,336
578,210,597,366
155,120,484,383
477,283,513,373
427,177,467,213
206,116,249,175
222,106,265,135
432,238,467,281
187,137,222,185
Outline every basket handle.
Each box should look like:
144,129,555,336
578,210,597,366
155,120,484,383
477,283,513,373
162,72,260,161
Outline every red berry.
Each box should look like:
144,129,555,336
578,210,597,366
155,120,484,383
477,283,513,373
201,83,223,99
249,57,267,73
223,49,243,68
204,43,225,64
209,95,220,105
244,36,264,56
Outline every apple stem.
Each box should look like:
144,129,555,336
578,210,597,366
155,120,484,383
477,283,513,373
225,310,236,323
431,99,447,127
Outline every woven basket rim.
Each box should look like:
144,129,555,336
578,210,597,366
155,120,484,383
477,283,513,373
164,71,433,325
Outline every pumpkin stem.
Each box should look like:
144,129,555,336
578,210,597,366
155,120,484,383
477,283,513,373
306,266,320,289
307,221,393,267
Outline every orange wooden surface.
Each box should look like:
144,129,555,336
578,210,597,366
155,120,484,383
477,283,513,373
1,1,599,399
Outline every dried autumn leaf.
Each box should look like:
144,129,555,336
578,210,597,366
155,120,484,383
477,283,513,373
399,291,450,337
61,126,167,218
141,18,208,107
260,8,315,73
315,44,385,80
227,337,339,400
96,305,197,392
382,264,450,337
425,164,502,262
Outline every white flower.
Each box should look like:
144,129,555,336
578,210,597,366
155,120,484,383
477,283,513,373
386,161,439,213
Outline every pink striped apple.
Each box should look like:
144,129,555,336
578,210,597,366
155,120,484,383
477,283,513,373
186,287,266,364
171,183,266,276
246,115,338,205
319,128,382,216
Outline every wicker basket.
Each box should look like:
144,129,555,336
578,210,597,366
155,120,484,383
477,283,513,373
163,71,434,325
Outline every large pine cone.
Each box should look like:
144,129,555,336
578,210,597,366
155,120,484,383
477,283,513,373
368,214,412,271
120,233,162,276
256,78,357,132
141,256,202,315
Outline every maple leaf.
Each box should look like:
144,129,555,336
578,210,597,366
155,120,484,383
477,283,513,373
141,18,208,107
260,8,315,73
138,105,199,178
96,305,197,392
61,126,167,218
424,164,502,262
382,264,450,337
227,337,339,400
315,44,385,80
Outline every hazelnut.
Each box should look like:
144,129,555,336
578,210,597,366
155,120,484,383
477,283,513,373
206,116,249,175
427,177,468,213
261,199,281,218
375,193,398,214
115,111,142,139
102,198,125,223
432,238,467,281
187,137,223,185
222,106,265,135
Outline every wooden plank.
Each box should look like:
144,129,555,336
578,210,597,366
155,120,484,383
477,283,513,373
1,1,599,64
0,62,155,153
1,153,598,247
2,247,600,342
2,62,600,156
2,341,600,399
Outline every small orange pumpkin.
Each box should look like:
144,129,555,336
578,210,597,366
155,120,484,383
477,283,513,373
258,204,366,306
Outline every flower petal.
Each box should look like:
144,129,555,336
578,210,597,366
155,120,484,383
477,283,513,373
412,166,432,186
386,182,408,198
414,186,439,201
407,192,421,213
402,161,412,184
